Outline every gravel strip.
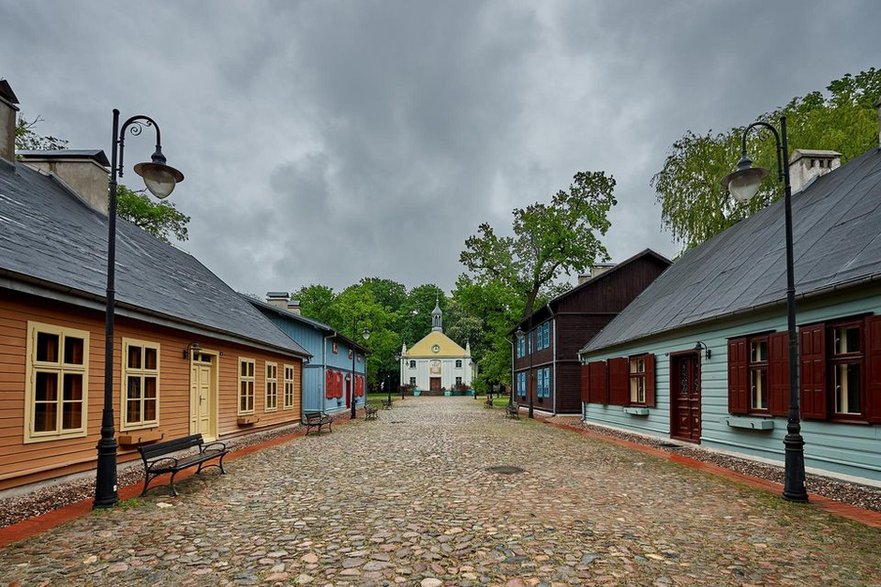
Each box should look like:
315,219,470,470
570,418,881,512
0,421,310,529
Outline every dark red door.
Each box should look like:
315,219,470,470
671,353,701,443
430,377,441,392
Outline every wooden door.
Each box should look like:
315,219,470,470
190,354,216,440
430,377,441,392
671,352,701,443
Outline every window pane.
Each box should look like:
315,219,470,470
36,372,59,401
36,332,59,362
144,348,157,370
750,368,767,410
144,399,157,421
34,401,57,432
62,399,82,430
127,377,141,399
127,399,141,424
248,362,254,377
63,373,83,401
833,326,861,354
241,361,248,377
750,341,767,363
834,363,861,414
145,377,157,399
128,345,142,369
64,336,84,365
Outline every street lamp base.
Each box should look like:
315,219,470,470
782,432,809,502
94,436,119,508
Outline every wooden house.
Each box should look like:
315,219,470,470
580,107,881,485
512,249,670,414
248,294,368,414
0,82,310,492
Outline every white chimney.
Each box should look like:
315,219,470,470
788,149,841,194
266,292,289,309
287,300,301,315
19,150,111,214
0,80,19,165
590,263,615,279
577,274,590,285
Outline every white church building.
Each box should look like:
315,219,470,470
400,301,476,393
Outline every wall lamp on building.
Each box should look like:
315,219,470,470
721,115,807,503
183,341,202,360
96,110,184,509
693,341,711,360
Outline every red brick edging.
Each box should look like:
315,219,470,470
547,420,881,529
0,414,362,548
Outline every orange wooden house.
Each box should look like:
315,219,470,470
0,82,310,492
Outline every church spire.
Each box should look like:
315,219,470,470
431,297,443,332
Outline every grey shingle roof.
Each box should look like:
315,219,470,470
0,161,308,357
584,147,881,354
244,296,368,353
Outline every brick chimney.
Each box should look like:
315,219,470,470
19,150,111,214
788,149,841,194
0,80,19,165
266,292,290,309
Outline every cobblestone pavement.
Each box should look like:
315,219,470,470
2,398,881,586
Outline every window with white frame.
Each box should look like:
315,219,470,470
122,338,159,430
409,360,416,369
455,359,462,368
283,364,295,409
265,362,278,411
409,377,416,385
26,322,89,442
238,358,256,414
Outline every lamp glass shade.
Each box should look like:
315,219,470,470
362,328,371,341
724,166,768,203
134,161,184,200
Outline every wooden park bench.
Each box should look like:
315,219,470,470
303,411,333,435
365,404,379,420
380,397,392,410
138,434,228,497
505,402,520,419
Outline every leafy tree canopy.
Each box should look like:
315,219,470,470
652,68,881,249
15,115,69,151
460,171,616,319
116,185,190,243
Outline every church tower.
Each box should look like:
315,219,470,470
431,298,443,332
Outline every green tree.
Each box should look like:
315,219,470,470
398,284,446,347
653,68,881,249
460,171,616,319
116,185,191,242
15,115,68,151
292,284,339,327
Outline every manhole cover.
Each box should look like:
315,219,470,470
658,442,682,449
485,465,525,474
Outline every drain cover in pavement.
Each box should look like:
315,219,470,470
486,465,525,474
658,442,683,449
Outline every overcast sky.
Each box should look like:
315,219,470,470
2,1,878,296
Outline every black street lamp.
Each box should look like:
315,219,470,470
721,115,808,503
515,324,534,419
95,110,184,508
351,319,370,420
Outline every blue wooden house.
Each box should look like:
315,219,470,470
579,116,881,486
247,294,368,415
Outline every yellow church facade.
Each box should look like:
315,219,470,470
400,301,476,393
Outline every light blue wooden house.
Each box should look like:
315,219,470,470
247,294,368,415
579,126,881,485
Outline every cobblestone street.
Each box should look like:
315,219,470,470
2,397,881,586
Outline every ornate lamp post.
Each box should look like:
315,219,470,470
95,110,184,508
350,320,370,420
721,115,808,502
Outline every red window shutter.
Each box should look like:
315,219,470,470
608,357,628,406
325,370,334,399
580,364,589,403
768,332,790,417
727,338,748,414
799,323,827,420
588,361,608,404
335,372,343,398
644,354,656,407
865,316,881,424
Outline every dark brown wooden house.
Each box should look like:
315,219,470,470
512,249,670,414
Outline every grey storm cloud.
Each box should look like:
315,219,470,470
1,0,878,296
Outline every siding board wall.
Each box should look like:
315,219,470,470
0,291,303,491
